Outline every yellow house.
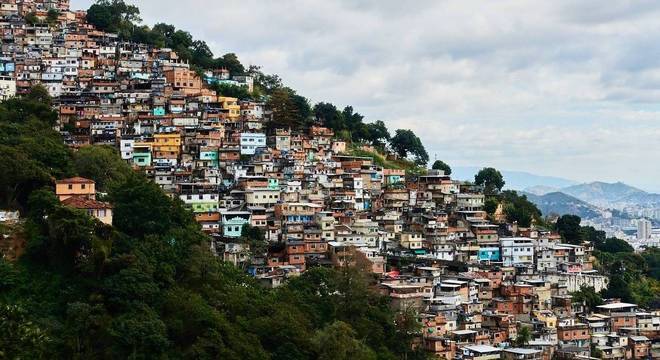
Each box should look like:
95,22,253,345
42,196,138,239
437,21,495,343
533,310,557,329
218,96,240,119
153,132,181,159
62,196,113,225
55,177,96,201
56,177,113,225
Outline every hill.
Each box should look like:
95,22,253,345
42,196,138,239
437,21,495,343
560,181,649,207
523,191,602,219
523,185,560,195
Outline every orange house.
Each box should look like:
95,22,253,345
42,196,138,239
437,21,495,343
55,177,95,201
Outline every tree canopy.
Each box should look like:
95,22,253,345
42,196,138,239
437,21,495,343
474,167,505,195
390,129,429,166
431,160,452,175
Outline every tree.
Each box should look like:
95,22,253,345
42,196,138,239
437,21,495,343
581,225,606,248
314,102,344,131
484,197,499,216
209,83,252,100
311,321,376,360
25,12,39,25
571,286,603,311
240,224,267,257
46,9,60,26
267,88,300,132
215,53,245,75
500,190,542,227
515,325,531,346
431,160,452,175
108,173,193,238
474,167,505,195
0,304,52,359
0,86,72,210
86,0,141,39
598,237,634,253
341,106,365,140
390,129,429,166
249,65,283,95
364,120,390,148
74,145,133,191
556,215,582,244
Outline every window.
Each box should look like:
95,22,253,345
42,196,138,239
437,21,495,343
67,184,73,190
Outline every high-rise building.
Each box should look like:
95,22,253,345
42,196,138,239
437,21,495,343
637,219,652,240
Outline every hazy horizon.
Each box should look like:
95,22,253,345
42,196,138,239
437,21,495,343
73,0,660,192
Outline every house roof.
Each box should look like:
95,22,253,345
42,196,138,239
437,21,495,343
56,176,94,184
504,348,542,355
62,196,112,209
463,344,500,353
596,303,637,310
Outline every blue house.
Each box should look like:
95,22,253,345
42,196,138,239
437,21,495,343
478,247,500,262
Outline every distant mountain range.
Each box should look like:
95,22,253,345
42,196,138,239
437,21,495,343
452,166,660,218
521,181,660,218
451,166,578,190
545,182,660,209
560,182,647,206
522,191,602,219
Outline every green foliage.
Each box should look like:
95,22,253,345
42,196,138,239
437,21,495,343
431,160,451,175
599,237,634,253
641,247,660,279
86,0,141,40
0,86,72,210
46,9,60,26
314,102,344,131
24,12,39,25
500,190,542,227
571,285,603,311
312,321,376,360
390,129,429,166
250,65,283,95
208,82,252,100
556,214,582,244
348,147,423,174
514,325,531,346
0,304,52,359
240,224,267,256
597,249,660,307
215,53,245,75
267,88,311,132
74,145,133,191
474,167,505,195
109,172,196,239
364,120,390,148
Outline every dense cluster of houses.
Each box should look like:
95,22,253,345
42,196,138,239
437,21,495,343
1,1,658,359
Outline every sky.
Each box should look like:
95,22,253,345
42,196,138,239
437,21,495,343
72,0,660,192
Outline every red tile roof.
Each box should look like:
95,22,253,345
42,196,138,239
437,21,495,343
62,196,112,209
55,177,94,184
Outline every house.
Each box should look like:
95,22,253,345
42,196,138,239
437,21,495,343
61,196,113,225
240,132,266,155
55,177,96,201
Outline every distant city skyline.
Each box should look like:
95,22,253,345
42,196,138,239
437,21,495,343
73,0,660,192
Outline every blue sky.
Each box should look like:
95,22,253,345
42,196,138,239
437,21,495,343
73,0,660,192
